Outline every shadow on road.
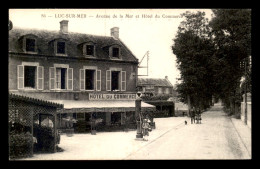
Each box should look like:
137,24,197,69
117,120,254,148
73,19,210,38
207,104,224,112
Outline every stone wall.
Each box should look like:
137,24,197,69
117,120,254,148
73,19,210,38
241,93,251,129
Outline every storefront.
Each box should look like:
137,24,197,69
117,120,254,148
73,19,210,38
144,100,175,118
52,93,155,132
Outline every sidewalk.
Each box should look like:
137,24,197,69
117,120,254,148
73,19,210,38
230,117,252,158
18,116,190,160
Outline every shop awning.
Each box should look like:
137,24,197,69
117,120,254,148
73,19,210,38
49,100,156,113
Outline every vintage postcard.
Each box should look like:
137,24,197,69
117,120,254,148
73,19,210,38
8,8,251,160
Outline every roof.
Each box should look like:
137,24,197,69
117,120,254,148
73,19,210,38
8,28,138,63
9,92,63,108
49,100,155,113
138,78,173,87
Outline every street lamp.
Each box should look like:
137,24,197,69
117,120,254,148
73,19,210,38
135,91,143,139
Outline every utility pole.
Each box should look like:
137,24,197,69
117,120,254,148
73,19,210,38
138,51,149,77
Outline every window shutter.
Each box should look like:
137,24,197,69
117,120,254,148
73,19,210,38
106,70,111,91
49,67,55,90
17,65,24,89
96,70,101,91
121,71,126,91
80,69,85,90
67,68,73,90
37,66,44,90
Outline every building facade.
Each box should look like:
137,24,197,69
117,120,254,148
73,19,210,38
137,76,175,117
137,76,174,96
9,20,155,132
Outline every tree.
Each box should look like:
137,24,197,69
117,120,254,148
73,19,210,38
172,11,216,113
209,9,251,114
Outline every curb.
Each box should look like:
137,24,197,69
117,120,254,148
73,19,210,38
230,117,251,158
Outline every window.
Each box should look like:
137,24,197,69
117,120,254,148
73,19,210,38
86,45,94,56
57,42,66,54
49,65,73,90
82,42,95,57
21,35,37,53
85,69,95,90
24,66,36,88
165,88,170,94
112,47,119,58
158,87,162,94
17,63,44,90
25,38,36,52
106,70,126,91
80,68,101,91
56,68,67,89
108,45,121,59
111,71,120,91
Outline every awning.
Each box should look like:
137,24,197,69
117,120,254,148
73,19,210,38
49,100,156,113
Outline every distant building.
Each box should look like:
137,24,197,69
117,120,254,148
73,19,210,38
137,76,175,117
137,76,174,97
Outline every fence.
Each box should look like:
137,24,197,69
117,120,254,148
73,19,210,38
8,93,63,159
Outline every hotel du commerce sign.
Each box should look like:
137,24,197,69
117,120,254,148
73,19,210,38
89,93,137,100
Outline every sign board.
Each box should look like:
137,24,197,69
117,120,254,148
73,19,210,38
89,93,136,100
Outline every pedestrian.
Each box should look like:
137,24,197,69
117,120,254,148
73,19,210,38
142,118,150,141
198,109,202,124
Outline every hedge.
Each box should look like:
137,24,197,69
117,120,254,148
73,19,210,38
9,132,33,159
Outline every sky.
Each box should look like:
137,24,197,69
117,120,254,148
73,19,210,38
9,9,213,86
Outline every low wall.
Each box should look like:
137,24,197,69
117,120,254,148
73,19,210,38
241,102,251,129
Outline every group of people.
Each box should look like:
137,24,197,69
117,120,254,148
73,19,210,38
140,113,153,141
190,108,202,124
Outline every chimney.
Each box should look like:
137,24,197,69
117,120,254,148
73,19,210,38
60,20,69,34
111,27,119,39
165,76,168,80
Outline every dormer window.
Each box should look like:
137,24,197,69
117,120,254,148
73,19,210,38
109,45,121,59
82,42,95,57
57,41,66,54
49,38,67,56
86,45,94,56
112,47,119,58
20,34,38,53
26,38,36,52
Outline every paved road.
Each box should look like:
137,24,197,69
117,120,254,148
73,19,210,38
125,103,251,159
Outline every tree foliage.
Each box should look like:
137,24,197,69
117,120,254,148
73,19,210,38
209,9,251,112
172,9,251,115
172,11,215,110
